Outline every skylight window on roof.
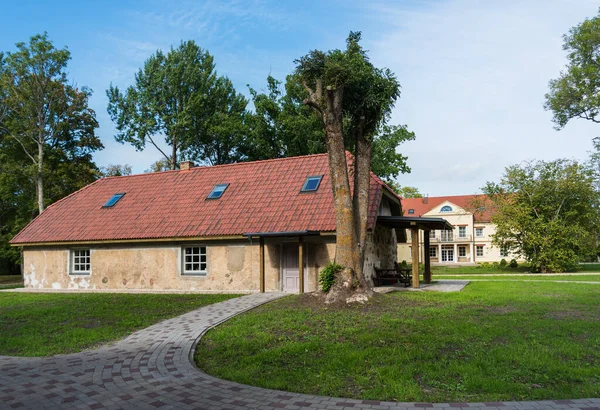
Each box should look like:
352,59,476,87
207,183,229,200
103,193,125,208
301,176,323,192
408,209,415,214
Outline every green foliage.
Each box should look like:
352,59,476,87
0,32,101,269
319,262,343,293
545,9,600,129
99,164,132,177
397,186,423,198
246,73,414,186
509,259,519,268
483,159,600,272
499,258,507,267
107,40,248,168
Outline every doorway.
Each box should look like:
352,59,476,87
282,243,307,292
441,245,454,262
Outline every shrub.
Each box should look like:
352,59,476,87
499,258,507,267
478,262,491,269
509,259,518,268
319,262,343,293
492,261,500,268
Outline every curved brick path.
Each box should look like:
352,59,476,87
1,293,599,410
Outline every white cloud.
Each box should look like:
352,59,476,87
364,0,599,195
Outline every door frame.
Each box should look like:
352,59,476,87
281,242,308,293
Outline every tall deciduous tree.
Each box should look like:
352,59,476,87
107,41,247,169
545,9,600,128
246,74,415,186
295,32,402,302
0,33,102,214
483,159,599,272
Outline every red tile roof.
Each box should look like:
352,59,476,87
401,194,493,222
11,153,395,244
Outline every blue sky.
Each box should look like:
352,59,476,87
1,0,599,195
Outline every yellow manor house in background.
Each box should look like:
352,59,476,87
398,195,519,265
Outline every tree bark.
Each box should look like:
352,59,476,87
323,87,358,284
36,134,45,214
170,139,178,170
352,116,371,286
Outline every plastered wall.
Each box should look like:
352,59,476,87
21,238,337,292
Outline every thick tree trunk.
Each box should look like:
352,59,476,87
324,88,357,279
353,118,372,286
36,139,44,214
170,140,178,170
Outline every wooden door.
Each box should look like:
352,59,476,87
283,243,307,293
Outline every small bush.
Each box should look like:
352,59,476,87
492,262,500,268
478,262,491,269
399,260,409,269
319,262,343,293
499,258,507,267
509,259,518,268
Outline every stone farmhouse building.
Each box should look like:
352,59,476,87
398,195,519,265
11,153,409,293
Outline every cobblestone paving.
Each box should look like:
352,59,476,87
1,292,599,410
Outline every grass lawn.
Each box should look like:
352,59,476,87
0,293,239,356
434,274,600,282
430,263,600,276
196,282,600,402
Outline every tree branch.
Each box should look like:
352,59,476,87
8,133,37,164
147,134,171,164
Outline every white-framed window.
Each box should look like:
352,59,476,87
71,249,91,274
182,246,207,275
429,230,436,239
440,205,452,212
458,246,466,257
475,228,484,237
429,246,437,258
476,245,484,257
441,230,453,241
458,226,466,238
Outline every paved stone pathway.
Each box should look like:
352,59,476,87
1,293,599,410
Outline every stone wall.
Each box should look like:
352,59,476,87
363,225,397,285
21,237,336,292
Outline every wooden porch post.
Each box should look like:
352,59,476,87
259,237,265,293
424,230,431,284
411,227,420,289
298,237,304,294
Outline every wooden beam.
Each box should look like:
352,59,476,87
411,228,419,289
259,237,265,293
424,230,431,284
298,238,304,294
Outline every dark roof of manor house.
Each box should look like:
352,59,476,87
11,153,398,245
400,194,494,223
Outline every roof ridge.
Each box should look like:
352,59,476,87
96,153,331,181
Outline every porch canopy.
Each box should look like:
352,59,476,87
377,216,453,288
244,230,321,294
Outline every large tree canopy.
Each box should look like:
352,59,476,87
0,32,102,214
545,9,600,128
483,159,599,272
107,40,248,169
295,32,403,302
246,74,415,187
0,33,102,272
